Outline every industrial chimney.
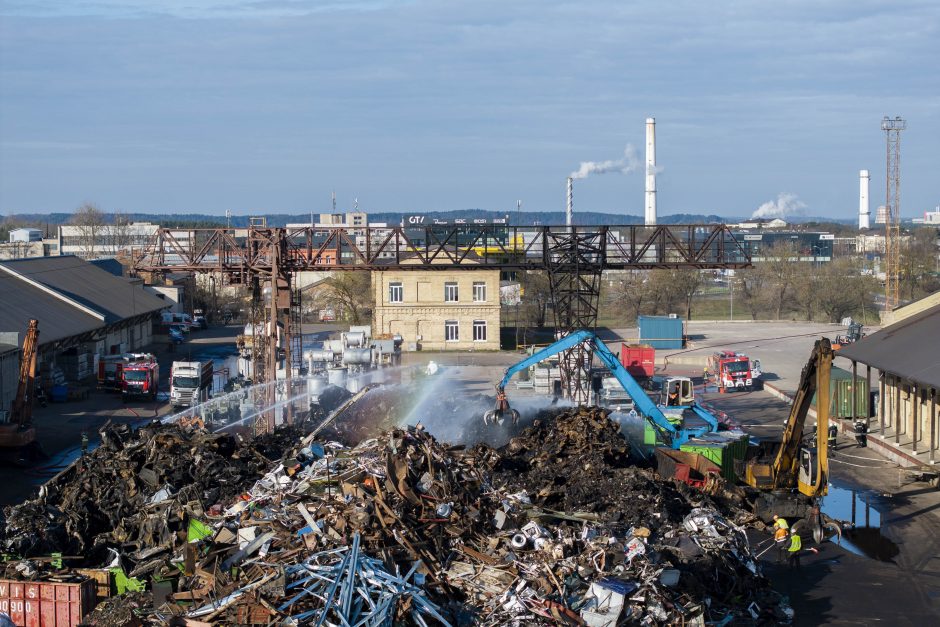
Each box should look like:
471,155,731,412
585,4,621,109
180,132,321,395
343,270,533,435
566,177,573,228
645,117,657,226
859,169,871,230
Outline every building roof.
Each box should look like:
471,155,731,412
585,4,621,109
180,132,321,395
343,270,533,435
838,302,940,389
0,256,168,347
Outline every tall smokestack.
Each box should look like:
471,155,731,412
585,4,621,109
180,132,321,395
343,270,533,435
859,169,871,230
566,177,573,228
645,117,657,225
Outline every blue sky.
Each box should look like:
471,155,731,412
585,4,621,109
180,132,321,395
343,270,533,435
1,0,937,219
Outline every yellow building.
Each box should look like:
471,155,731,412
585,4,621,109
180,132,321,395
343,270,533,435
372,266,501,351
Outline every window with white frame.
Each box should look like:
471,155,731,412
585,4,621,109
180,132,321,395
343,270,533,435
388,281,403,303
444,282,459,302
445,320,459,342
473,320,487,342
472,282,486,302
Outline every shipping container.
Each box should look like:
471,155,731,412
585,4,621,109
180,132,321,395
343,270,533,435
812,366,871,419
679,431,748,481
620,344,655,379
0,578,96,626
637,316,684,350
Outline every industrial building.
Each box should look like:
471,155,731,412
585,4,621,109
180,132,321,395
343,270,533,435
0,256,168,407
371,262,501,351
732,230,834,262
839,292,940,465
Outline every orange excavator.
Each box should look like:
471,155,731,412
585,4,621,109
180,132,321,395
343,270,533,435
0,319,40,460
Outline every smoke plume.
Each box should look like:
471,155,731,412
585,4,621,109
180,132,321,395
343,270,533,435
751,192,807,219
570,144,641,179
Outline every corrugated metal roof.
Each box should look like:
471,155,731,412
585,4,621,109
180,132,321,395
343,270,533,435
0,278,102,347
838,302,940,389
0,256,166,325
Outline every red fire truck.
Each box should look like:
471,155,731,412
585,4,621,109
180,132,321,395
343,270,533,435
707,351,762,393
121,353,159,401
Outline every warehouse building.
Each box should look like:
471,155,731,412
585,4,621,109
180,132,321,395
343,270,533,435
838,292,940,465
0,256,168,397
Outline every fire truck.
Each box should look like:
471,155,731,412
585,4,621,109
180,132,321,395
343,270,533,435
121,353,159,401
707,351,762,392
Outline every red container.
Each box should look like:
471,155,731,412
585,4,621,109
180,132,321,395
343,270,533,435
0,578,96,626
620,344,655,379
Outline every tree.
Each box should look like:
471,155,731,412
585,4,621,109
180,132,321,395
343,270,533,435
899,228,940,301
757,241,800,319
605,271,650,325
736,268,767,320
103,212,134,256
307,272,372,325
812,257,878,322
519,271,552,329
71,203,105,258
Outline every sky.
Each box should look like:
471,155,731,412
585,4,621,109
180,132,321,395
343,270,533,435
0,0,938,219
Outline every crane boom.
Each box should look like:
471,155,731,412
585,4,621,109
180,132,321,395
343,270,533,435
10,319,39,427
489,330,719,447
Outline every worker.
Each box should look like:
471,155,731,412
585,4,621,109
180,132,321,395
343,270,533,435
80,432,89,457
702,365,710,385
667,385,680,406
774,524,789,563
772,514,789,532
787,529,803,569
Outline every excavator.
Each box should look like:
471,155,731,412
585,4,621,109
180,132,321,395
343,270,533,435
0,319,40,461
484,330,721,448
743,337,835,540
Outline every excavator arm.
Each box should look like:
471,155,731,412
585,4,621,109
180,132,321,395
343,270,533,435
484,330,717,447
10,319,39,427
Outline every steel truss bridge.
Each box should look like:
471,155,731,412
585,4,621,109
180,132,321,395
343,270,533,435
134,224,750,415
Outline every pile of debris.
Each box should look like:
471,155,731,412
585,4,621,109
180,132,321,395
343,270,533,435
2,406,790,625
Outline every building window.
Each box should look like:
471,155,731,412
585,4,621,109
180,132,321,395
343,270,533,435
388,282,403,303
473,320,487,342
444,282,459,302
473,282,486,302
445,320,459,342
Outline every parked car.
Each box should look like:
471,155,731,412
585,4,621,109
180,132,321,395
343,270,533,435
192,315,208,330
168,325,187,343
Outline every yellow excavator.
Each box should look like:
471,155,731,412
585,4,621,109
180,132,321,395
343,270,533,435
0,319,40,461
743,337,834,540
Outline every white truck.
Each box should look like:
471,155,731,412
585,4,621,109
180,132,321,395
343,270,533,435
170,360,214,409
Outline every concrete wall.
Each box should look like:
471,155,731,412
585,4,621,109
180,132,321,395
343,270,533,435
372,269,501,350
879,373,939,456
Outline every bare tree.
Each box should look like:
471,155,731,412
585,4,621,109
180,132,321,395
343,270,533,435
103,212,134,256
308,272,372,325
605,271,650,325
519,271,552,329
758,241,800,319
736,268,767,320
814,257,878,322
899,228,940,301
71,203,105,258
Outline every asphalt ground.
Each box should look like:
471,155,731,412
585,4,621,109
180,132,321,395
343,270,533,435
703,388,940,625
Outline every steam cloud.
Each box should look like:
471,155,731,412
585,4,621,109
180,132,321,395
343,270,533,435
751,192,807,219
570,144,641,179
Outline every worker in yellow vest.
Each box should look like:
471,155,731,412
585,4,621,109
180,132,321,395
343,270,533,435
774,525,789,563
787,530,803,569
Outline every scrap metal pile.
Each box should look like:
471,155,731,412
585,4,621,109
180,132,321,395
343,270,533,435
1,406,790,625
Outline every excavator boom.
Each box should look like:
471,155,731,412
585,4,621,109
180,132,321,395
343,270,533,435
0,319,39,454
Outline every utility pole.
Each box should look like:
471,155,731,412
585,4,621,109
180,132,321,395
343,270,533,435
881,116,905,312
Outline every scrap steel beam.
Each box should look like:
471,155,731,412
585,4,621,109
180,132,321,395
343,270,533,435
133,224,750,274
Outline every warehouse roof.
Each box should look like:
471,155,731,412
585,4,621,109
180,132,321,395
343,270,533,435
0,256,166,325
0,256,167,347
838,302,940,390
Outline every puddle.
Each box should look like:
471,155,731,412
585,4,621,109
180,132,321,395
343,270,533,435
821,484,900,561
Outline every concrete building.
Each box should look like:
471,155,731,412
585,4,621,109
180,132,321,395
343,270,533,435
56,221,159,258
0,256,168,393
732,230,834,262
839,292,940,465
8,228,43,243
371,264,501,351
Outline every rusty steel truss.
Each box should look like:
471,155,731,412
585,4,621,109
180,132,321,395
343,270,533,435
134,224,750,411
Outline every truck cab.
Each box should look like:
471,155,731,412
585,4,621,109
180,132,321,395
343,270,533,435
121,354,159,401
170,361,214,409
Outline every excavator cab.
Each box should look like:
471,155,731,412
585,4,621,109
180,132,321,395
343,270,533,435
663,377,695,407
798,446,820,491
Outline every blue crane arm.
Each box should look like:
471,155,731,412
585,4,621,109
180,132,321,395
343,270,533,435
495,330,679,437
689,403,720,431
496,330,596,389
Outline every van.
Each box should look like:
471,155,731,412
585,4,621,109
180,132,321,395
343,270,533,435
161,312,194,329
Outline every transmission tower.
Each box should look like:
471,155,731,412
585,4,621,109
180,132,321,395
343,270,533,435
881,116,906,311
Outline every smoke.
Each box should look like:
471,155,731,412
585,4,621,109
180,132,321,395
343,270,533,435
570,144,641,179
751,192,807,220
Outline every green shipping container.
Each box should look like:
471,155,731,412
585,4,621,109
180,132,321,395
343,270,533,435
812,366,870,419
680,431,748,481
644,415,683,446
